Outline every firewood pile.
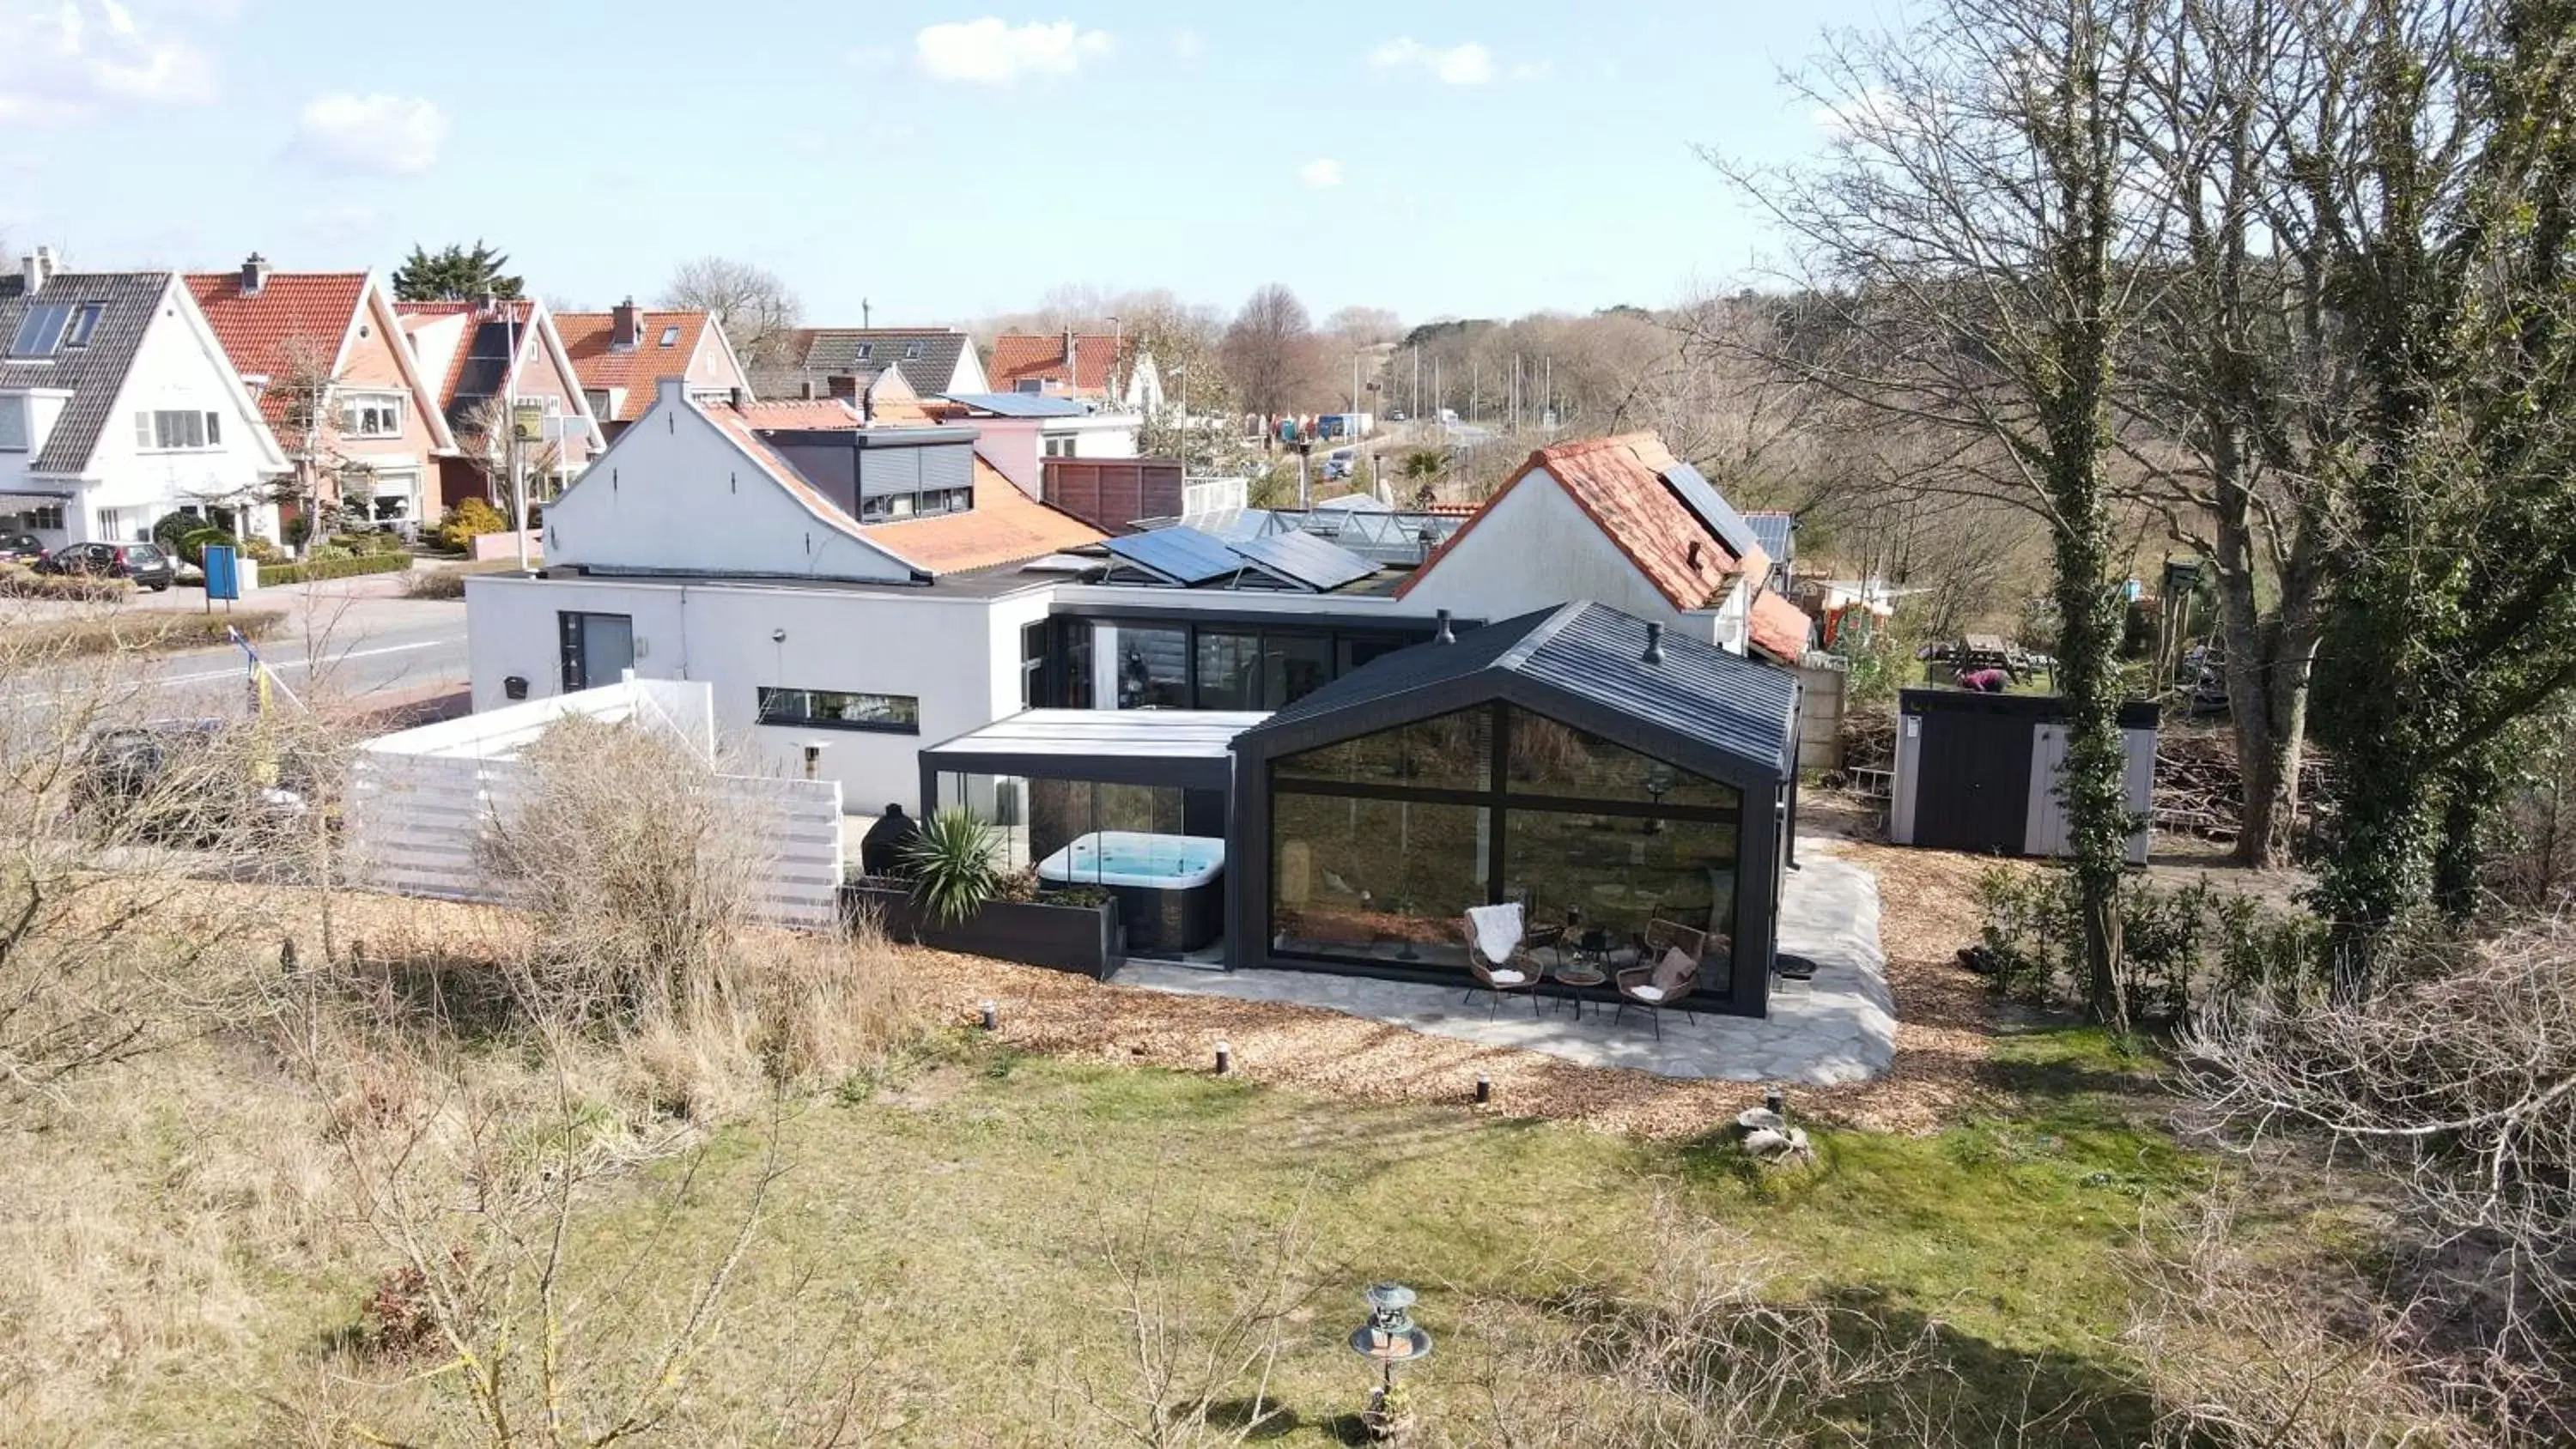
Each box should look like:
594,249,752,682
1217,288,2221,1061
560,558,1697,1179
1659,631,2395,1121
1841,709,1899,776
2153,722,2330,844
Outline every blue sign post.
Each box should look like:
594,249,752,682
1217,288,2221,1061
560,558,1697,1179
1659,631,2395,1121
204,543,240,609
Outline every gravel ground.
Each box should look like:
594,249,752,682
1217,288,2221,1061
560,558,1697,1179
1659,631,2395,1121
902,839,2017,1140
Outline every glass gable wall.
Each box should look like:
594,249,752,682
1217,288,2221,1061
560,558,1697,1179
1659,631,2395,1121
1050,616,1437,712
1267,704,1742,989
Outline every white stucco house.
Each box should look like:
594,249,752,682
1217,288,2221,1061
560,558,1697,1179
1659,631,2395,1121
464,390,1800,815
1,249,289,547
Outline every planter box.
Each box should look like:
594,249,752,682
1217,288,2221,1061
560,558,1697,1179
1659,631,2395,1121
844,883,1121,978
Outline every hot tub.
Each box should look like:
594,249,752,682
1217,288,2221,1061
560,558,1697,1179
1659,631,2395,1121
1037,831,1225,954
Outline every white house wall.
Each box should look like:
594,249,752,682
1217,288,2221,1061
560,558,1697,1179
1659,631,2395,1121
466,573,1048,814
79,287,284,543
542,398,914,583
1402,468,1687,632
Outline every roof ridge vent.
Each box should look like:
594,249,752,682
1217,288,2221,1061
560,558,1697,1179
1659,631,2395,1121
1434,609,1455,645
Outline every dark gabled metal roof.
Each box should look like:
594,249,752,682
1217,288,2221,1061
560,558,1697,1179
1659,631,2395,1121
0,270,175,475
446,318,519,426
1236,601,1799,784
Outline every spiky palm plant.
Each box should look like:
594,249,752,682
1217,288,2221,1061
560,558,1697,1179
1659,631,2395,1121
903,809,1003,926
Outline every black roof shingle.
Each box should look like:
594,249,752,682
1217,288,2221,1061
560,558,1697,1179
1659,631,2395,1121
751,328,973,402
0,270,177,475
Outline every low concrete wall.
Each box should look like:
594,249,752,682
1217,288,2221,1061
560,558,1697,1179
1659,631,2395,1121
1797,661,1846,773
468,529,542,563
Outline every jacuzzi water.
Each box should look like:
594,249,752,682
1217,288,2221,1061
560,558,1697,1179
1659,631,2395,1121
1036,831,1226,890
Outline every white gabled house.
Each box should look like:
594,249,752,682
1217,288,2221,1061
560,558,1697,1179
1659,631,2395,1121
1,249,288,547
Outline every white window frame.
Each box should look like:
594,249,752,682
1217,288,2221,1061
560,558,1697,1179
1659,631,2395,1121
134,409,222,451
337,391,405,440
0,395,25,452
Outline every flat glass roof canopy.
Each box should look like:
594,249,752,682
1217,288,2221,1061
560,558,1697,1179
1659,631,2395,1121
920,708,1270,792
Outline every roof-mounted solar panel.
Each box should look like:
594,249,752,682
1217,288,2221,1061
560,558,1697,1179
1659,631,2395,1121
1661,462,1763,560
1230,530,1379,592
1103,525,1242,585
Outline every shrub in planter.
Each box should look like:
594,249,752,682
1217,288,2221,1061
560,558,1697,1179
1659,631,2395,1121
902,809,1005,925
359,530,410,555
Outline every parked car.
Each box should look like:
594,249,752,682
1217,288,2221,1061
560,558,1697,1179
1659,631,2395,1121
1323,448,1356,481
39,540,175,591
73,718,315,850
0,531,46,566
1388,409,1408,423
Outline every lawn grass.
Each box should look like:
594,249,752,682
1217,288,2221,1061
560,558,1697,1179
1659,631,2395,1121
519,1024,2196,1445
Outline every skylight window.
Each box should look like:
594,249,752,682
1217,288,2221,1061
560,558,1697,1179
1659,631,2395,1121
658,324,680,347
904,341,923,359
854,343,873,361
62,303,102,349
9,305,71,358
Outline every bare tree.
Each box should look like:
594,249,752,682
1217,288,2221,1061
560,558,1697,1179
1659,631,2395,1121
660,256,805,373
1219,284,1324,424
1322,305,1402,349
1712,0,2163,1028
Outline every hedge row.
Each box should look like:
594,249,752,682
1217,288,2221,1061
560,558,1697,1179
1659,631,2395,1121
258,552,415,587
0,567,131,603
0,608,284,664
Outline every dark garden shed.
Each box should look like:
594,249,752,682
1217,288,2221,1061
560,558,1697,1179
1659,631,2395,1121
1888,688,2160,864
1226,602,1802,1018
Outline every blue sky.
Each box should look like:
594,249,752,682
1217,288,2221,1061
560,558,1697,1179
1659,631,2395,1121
2,0,1891,326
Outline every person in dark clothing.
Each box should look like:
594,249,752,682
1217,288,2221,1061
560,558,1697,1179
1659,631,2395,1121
860,803,923,878
1955,667,2013,694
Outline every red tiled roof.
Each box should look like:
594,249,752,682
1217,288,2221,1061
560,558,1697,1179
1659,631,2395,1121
556,309,715,421
1748,588,1814,663
988,331,1120,394
185,272,368,427
1398,433,1769,612
860,457,1108,574
726,397,864,429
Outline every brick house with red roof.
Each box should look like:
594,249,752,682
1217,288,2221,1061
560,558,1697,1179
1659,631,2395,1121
395,297,605,515
555,300,752,441
188,254,456,533
987,329,1163,413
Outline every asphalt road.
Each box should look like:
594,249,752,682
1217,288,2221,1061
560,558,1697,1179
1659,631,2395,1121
149,614,471,707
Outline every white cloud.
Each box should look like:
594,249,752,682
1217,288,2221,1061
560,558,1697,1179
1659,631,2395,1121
1367,37,1495,86
0,0,217,124
914,18,1113,84
292,94,448,177
1297,157,1344,189
1170,27,1205,60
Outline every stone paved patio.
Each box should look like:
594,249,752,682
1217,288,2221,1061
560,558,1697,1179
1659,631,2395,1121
1114,842,1893,1084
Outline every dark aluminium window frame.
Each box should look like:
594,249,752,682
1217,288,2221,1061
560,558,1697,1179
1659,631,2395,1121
756,686,922,735
1263,701,1745,955
1044,609,1456,712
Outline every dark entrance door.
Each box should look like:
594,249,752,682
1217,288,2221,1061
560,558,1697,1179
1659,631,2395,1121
1912,708,2032,852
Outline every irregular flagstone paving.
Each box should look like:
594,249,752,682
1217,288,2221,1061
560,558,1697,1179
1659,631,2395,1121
1115,848,1895,1085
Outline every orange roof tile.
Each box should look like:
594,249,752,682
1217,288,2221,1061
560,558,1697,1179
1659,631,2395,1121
556,308,716,421
1398,433,1768,612
1748,588,1814,662
859,458,1107,573
185,272,368,427
726,397,864,429
988,331,1121,394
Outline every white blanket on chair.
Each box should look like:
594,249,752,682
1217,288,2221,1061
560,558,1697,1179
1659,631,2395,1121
1466,903,1524,965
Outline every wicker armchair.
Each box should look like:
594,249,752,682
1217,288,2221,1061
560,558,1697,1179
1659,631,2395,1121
1615,919,1707,1039
1460,904,1545,1019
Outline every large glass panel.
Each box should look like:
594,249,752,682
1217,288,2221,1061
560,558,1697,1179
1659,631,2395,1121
1273,706,1492,792
1026,778,1186,885
1503,706,1738,811
1502,808,1738,995
1108,625,1188,709
1194,630,1261,710
1270,793,1486,970
1262,633,1334,707
939,772,1031,870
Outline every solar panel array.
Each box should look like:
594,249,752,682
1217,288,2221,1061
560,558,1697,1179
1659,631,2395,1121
1745,512,1795,566
1231,530,1380,591
1661,463,1764,560
1103,526,1244,585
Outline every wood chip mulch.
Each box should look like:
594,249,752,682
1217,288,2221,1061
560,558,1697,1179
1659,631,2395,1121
899,840,2019,1142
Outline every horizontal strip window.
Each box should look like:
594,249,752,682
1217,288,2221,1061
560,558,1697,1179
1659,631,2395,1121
1269,778,1741,822
757,686,920,735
